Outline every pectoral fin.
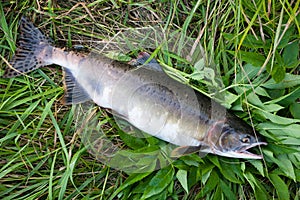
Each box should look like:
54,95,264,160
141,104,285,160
171,146,201,157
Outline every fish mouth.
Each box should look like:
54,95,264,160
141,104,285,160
216,142,267,159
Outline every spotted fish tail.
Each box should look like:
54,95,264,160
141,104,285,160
3,17,53,78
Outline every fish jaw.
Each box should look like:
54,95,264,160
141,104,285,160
204,121,267,159
210,141,267,159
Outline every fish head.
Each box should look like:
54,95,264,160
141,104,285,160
209,125,267,159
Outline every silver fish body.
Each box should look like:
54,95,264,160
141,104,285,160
3,17,266,159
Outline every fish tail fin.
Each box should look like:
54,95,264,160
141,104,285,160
3,17,53,78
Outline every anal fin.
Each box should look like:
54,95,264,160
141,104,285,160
62,69,91,104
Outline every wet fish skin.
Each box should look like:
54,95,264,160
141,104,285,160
3,17,266,159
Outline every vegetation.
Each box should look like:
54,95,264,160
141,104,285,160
0,0,299,199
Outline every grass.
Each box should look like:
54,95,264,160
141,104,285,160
0,0,299,199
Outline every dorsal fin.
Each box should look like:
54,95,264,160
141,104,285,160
61,69,91,104
131,52,163,72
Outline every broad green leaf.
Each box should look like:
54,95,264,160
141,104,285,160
219,179,236,200
283,40,299,68
167,178,174,194
238,51,266,68
254,110,300,125
190,72,204,81
266,89,286,101
176,170,189,193
249,160,265,177
266,143,299,155
265,153,296,181
288,154,300,172
266,87,300,106
219,162,243,184
269,173,290,200
180,154,202,167
262,74,300,89
147,189,168,200
224,91,239,108
193,58,205,71
208,155,221,169
257,122,300,138
117,129,147,150
247,92,265,109
290,103,300,119
141,166,174,199
212,185,222,200
254,86,271,98
196,170,219,198
277,137,300,145
106,146,162,173
247,92,283,112
277,154,296,181
223,33,271,48
277,25,295,48
201,168,213,185
244,172,268,200
187,163,214,188
234,63,262,83
109,172,151,200
270,63,286,83
264,103,284,112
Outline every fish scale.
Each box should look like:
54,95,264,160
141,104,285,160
3,17,267,159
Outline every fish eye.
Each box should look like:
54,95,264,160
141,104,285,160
241,135,251,143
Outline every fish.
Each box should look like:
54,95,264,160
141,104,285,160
3,17,267,159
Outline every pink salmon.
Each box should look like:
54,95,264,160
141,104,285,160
3,17,267,159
